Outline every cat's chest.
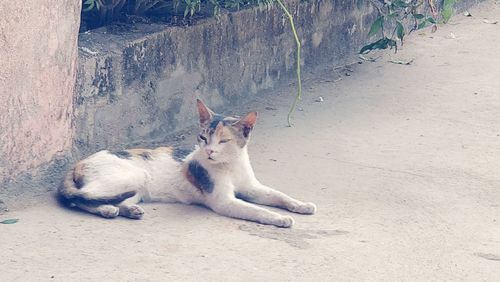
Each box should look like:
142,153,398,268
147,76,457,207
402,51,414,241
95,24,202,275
210,163,252,187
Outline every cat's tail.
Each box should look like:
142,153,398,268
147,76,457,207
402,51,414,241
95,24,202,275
58,166,136,205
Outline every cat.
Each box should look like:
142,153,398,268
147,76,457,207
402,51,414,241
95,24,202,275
58,99,316,227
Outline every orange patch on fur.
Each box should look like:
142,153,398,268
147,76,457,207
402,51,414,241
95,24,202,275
126,147,174,160
127,148,153,159
149,146,173,158
182,164,196,188
73,161,86,188
154,146,173,154
127,148,151,154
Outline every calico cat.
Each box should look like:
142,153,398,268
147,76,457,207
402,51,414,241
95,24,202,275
58,100,316,227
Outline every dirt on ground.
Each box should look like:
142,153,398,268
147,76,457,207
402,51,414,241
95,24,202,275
1,2,499,281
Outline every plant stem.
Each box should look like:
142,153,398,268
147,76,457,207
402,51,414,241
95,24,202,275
275,0,302,127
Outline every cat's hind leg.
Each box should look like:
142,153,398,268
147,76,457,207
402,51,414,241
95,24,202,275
62,181,139,219
73,202,120,218
117,194,144,219
119,204,144,219
73,196,144,220
236,182,317,215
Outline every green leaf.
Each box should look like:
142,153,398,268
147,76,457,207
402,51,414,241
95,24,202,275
360,44,373,54
1,219,18,224
359,37,397,54
393,0,408,8
82,1,95,12
427,17,437,24
356,0,364,10
388,12,399,18
396,21,405,41
442,0,456,23
418,21,427,29
368,16,384,38
413,13,425,19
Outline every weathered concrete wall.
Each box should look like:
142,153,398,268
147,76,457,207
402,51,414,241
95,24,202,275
74,0,481,156
75,0,376,156
0,1,81,201
0,0,481,211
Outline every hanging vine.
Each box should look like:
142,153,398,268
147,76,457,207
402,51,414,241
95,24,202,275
275,0,302,127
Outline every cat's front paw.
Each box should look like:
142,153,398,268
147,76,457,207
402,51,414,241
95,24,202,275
274,215,294,228
290,202,317,215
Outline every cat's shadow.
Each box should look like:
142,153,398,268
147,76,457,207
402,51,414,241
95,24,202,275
238,223,349,249
55,192,346,246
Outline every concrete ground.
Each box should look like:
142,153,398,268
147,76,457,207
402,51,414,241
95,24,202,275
1,2,499,281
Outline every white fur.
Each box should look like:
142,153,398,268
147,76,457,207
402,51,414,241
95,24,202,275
75,149,204,205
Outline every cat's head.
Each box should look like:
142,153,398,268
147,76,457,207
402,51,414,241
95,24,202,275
196,99,257,163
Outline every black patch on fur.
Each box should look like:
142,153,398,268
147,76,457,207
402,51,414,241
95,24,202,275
111,150,132,159
57,187,74,207
242,126,252,138
172,147,193,162
188,161,214,193
85,191,137,205
67,191,137,206
139,151,152,160
208,114,238,131
209,114,225,130
74,177,84,189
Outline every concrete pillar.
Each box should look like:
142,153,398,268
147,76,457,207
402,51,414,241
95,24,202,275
0,1,81,182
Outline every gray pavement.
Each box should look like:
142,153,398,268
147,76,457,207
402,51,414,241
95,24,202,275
1,2,499,281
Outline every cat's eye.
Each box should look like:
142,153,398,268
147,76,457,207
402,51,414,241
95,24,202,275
199,135,208,144
219,139,231,144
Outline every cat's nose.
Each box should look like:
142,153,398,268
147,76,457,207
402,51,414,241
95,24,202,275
205,148,214,156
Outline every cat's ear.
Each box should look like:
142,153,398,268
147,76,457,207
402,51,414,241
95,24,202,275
235,111,258,138
196,99,214,127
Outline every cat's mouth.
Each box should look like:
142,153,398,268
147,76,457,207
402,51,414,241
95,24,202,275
208,156,215,161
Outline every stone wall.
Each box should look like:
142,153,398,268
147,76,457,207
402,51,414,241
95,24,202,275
74,0,376,157
73,0,481,157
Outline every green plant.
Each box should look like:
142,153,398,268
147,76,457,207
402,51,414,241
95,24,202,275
360,0,437,54
183,0,202,17
83,0,167,14
83,0,127,18
441,0,456,23
82,0,173,30
133,0,171,14
82,0,273,21
275,0,302,126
